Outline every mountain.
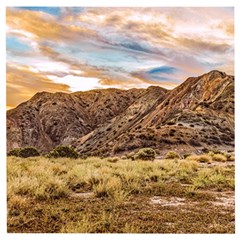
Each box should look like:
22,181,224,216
7,88,145,152
7,70,234,156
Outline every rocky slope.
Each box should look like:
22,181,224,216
77,70,234,156
7,88,145,152
7,70,234,156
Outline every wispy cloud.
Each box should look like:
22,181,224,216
6,7,234,107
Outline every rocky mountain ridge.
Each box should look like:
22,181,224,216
7,70,234,156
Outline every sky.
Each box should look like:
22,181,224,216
6,7,234,109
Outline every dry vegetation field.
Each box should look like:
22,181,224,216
7,152,235,233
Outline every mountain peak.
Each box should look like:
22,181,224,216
203,70,228,79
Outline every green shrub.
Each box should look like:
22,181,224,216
7,147,40,158
134,148,156,161
47,145,79,159
165,151,180,159
7,148,21,157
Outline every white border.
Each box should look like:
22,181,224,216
2,0,238,7
1,1,239,240
0,1,7,238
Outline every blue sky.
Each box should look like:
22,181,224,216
6,36,31,52
17,7,61,16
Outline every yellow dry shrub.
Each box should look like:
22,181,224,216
212,154,227,162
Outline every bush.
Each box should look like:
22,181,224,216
187,154,211,163
7,148,21,157
183,153,191,159
223,152,234,161
7,147,40,158
207,151,215,157
228,155,235,161
192,168,233,190
197,155,212,163
212,154,227,162
208,149,222,154
165,151,180,159
126,152,135,160
134,148,156,161
106,157,119,163
47,145,79,159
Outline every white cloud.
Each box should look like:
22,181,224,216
47,74,101,92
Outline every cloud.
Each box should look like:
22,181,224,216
147,66,178,75
37,44,143,86
117,41,154,54
217,21,234,36
6,8,98,43
6,7,234,108
7,64,70,107
177,38,231,53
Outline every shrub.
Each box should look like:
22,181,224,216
187,154,211,163
208,149,222,154
212,154,227,162
192,168,233,190
165,151,180,159
224,152,234,161
169,129,176,136
7,147,40,158
7,148,21,157
47,145,79,159
183,153,191,159
228,155,235,161
197,155,212,163
134,148,156,161
126,152,136,160
106,157,119,163
93,176,122,198
18,147,40,158
208,151,215,157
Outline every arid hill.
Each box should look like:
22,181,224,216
7,70,234,156
7,88,146,152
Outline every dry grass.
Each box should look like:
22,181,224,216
192,167,234,190
7,154,235,233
